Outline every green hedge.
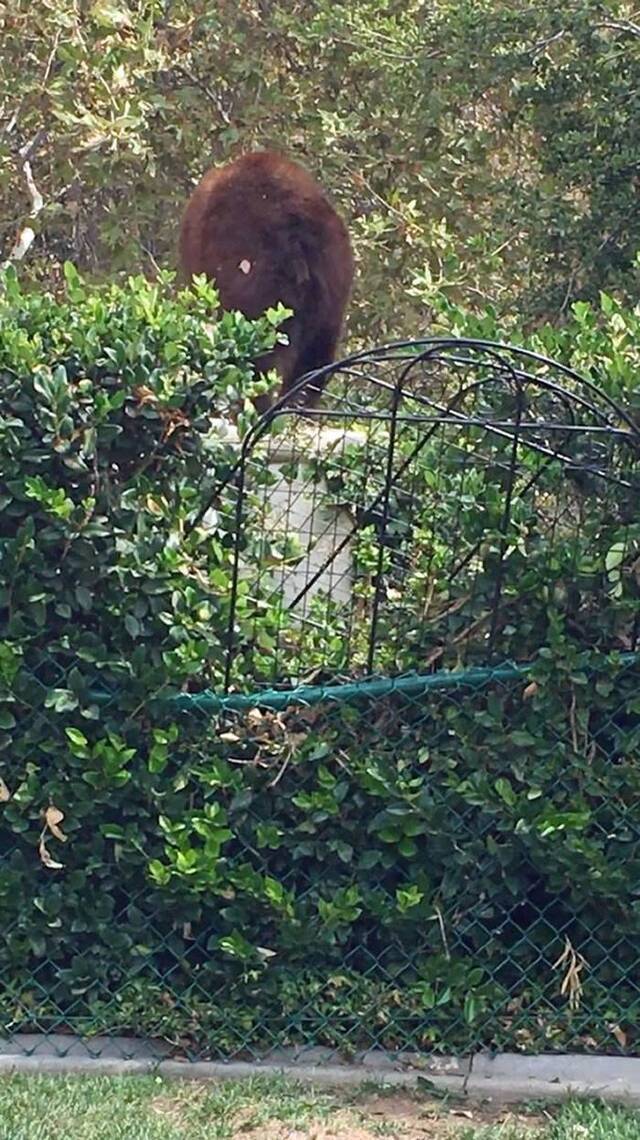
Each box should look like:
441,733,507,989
1,270,640,1058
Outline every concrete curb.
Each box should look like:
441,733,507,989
2,1039,640,1106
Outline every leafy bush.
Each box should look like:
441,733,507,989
1,273,640,1058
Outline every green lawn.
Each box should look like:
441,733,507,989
0,1075,638,1139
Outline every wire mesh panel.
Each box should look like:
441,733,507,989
217,339,640,689
2,339,640,1063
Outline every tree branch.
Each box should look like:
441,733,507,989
1,129,47,271
172,66,232,125
597,19,640,38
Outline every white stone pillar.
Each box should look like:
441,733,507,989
205,420,365,613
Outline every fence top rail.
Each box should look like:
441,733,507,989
85,652,640,713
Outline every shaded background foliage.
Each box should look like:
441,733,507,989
2,1,640,342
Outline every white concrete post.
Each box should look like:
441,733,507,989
204,420,365,613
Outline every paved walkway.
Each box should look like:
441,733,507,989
1,1037,640,1105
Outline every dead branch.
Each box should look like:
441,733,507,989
1,129,47,271
422,608,493,670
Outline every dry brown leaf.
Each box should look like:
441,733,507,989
45,805,68,843
0,777,10,802
133,385,157,405
553,936,587,1011
295,706,323,725
610,1023,627,1048
39,835,64,870
287,732,308,751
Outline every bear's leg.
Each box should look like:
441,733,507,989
283,322,343,407
251,312,304,414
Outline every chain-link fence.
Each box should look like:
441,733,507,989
2,340,640,1062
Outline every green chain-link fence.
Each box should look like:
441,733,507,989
2,335,640,1062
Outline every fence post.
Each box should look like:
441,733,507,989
203,418,366,613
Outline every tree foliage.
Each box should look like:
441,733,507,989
2,1,640,342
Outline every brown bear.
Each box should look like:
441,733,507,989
179,150,354,409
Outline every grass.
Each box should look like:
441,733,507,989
0,1075,638,1139
545,1100,640,1139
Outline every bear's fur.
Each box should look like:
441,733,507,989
179,150,354,406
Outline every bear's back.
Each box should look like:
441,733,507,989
179,150,354,397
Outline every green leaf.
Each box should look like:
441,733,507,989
494,778,516,807
125,614,141,638
75,586,93,612
0,709,15,732
66,727,89,750
45,689,79,713
605,543,626,572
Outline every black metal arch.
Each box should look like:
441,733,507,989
193,337,640,693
